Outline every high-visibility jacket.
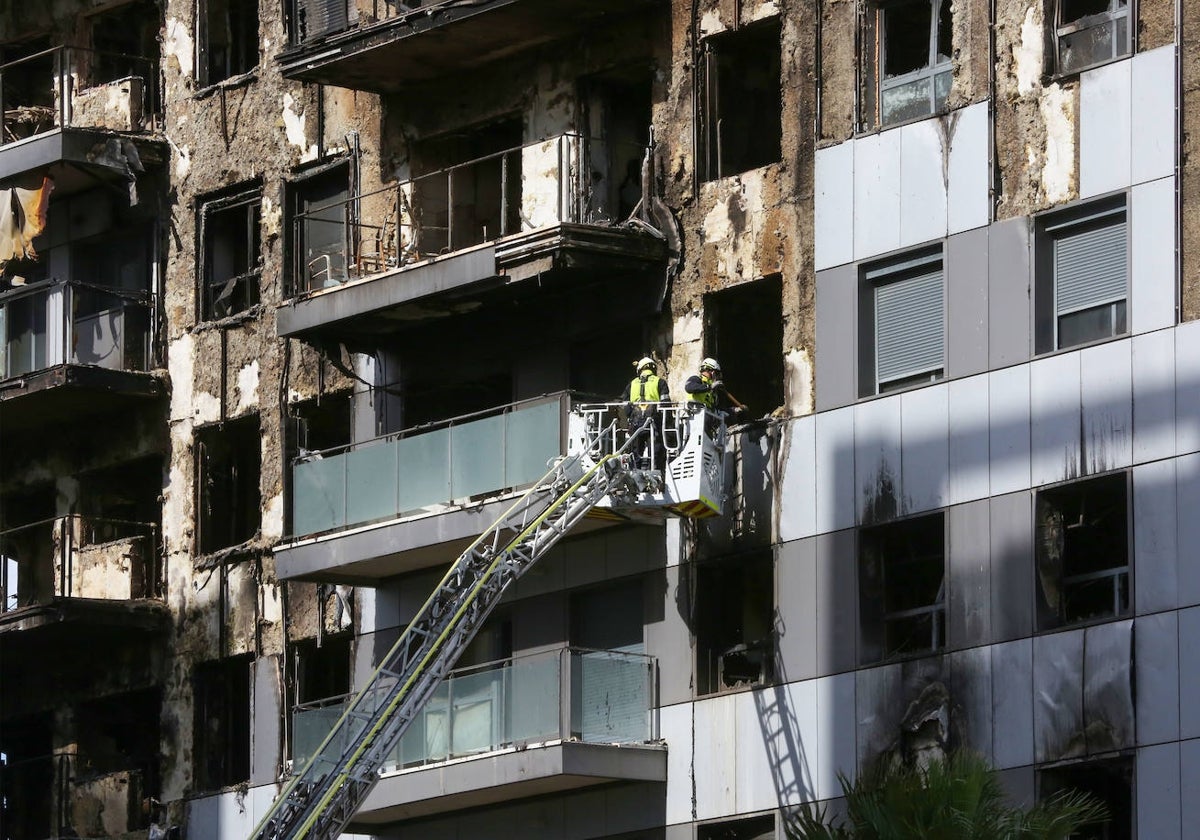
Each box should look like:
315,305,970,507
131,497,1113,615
685,375,717,409
628,373,664,403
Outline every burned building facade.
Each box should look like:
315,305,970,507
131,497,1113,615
0,0,1196,837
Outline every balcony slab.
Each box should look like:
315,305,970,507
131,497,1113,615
0,127,166,192
0,364,164,433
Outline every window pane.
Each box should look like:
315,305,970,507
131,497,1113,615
881,76,934,124
875,267,944,389
883,1,933,77
936,0,953,62
1057,302,1121,348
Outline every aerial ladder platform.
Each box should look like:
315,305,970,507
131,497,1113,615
250,402,726,840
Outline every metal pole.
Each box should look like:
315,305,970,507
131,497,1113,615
446,171,454,251
500,153,509,237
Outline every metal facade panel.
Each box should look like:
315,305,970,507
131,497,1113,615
647,565,695,707
1131,176,1177,334
1134,459,1178,614
949,646,994,762
734,689,779,812
1176,320,1200,456
854,395,903,525
778,538,818,681
1132,329,1177,463
815,142,855,270
1080,339,1133,473
853,131,902,261
949,374,991,505
1029,351,1082,487
815,672,857,800
815,406,857,534
947,226,990,378
947,102,990,234
1131,46,1176,184
1079,57,1132,198
987,217,1033,368
693,695,737,820
854,662,903,770
783,679,820,802
990,491,1034,643
1182,739,1200,837
1179,455,1200,608
1032,629,1086,763
989,364,1032,496
1135,611,1180,745
898,118,947,247
816,529,859,677
991,638,1034,769
901,383,950,514
660,703,695,825
1137,742,1182,840
780,416,818,542
815,265,859,411
1082,620,1135,751
949,499,992,648
1180,607,1200,738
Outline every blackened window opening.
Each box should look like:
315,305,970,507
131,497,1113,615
196,416,261,554
697,815,777,840
860,513,946,662
201,186,262,320
695,551,775,695
700,21,782,181
200,0,259,86
704,275,785,415
293,634,352,705
1039,757,1132,840
193,655,252,791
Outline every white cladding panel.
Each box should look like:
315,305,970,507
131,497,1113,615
901,382,950,514
988,364,1032,496
947,102,989,234
1176,321,1200,456
814,141,855,270
1079,338,1132,473
1135,611,1180,745
899,118,946,246
1029,351,1081,486
853,131,902,261
1131,46,1176,184
990,638,1034,769
779,415,817,542
815,672,857,801
1080,57,1132,198
815,406,857,533
693,694,737,819
1132,329,1177,463
948,374,991,505
661,702,695,825
1131,176,1177,335
854,395,903,524
1134,459,1179,614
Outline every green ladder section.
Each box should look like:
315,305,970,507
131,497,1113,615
250,425,639,840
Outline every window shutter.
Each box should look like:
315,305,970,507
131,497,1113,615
875,267,943,387
1054,217,1126,316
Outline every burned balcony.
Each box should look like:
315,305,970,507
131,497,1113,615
278,0,661,92
0,279,161,430
0,45,162,183
292,646,663,825
277,133,670,344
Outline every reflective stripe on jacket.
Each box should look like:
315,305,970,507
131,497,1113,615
628,374,663,402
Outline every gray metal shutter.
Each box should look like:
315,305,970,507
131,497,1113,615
297,0,350,43
875,267,944,387
1054,216,1127,315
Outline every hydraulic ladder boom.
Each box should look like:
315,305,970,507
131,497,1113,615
250,425,639,840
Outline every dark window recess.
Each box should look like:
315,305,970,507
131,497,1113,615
196,416,261,554
193,654,252,791
456,613,513,669
571,577,645,653
704,275,785,415
699,21,782,181
290,164,351,295
697,815,777,840
199,0,259,86
293,634,352,704
876,0,952,126
0,38,53,118
1056,0,1130,75
74,689,162,832
1039,757,1132,840
860,248,944,397
695,551,775,695
1035,473,1129,631
89,0,161,113
291,393,353,456
200,186,262,320
859,513,945,663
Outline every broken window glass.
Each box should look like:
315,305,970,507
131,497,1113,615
878,0,953,125
694,550,775,695
200,185,261,320
1038,756,1133,840
859,513,946,662
1056,0,1130,75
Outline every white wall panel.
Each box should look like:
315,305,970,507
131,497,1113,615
734,689,779,813
1080,58,1132,198
1179,455,1200,609
1181,608,1200,739
990,638,1034,769
853,131,902,261
816,406,856,534
660,702,695,825
1131,46,1176,184
815,672,857,801
1177,321,1200,455
854,396,903,524
1132,330,1176,463
693,695,737,820
815,142,855,270
947,102,990,234
1137,742,1182,840
1131,177,1177,334
901,383,950,514
1079,339,1133,473
899,119,947,247
780,415,817,542
1135,611,1180,745
1134,459,1178,614
949,374,991,504
1029,351,1081,486
989,364,1032,496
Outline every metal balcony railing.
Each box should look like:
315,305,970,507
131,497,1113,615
0,279,155,381
292,646,657,771
288,0,475,46
0,752,154,838
0,515,162,614
0,45,160,147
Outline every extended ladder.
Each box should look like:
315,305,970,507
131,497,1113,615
250,424,643,840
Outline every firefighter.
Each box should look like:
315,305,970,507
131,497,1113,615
621,356,669,468
685,357,747,420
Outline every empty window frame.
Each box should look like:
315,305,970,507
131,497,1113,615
198,0,259,86
876,0,952,125
704,275,785,415
1038,756,1132,839
1055,0,1131,75
193,654,252,791
293,633,352,705
860,248,944,396
289,163,351,295
698,20,782,181
1035,473,1129,631
195,416,261,554
697,815,776,840
1036,198,1127,352
199,185,262,320
859,513,945,662
694,551,775,695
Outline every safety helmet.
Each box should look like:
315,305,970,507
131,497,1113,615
634,356,656,373
700,357,721,373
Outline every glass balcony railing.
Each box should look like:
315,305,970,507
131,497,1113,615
1,515,162,614
292,646,656,771
291,392,570,538
0,279,154,381
1,45,160,148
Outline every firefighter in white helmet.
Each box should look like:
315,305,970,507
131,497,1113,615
620,356,670,469
685,357,747,420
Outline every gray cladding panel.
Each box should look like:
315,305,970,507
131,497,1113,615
854,396,903,525
900,384,949,514
948,375,991,505
947,226,990,378
645,565,693,708
948,646,994,762
1082,620,1134,753
948,499,991,648
1032,629,1086,763
1134,459,1179,614
1177,321,1200,456
816,265,860,411
816,407,857,534
816,529,858,676
1179,607,1200,739
1137,742,1182,840
1079,340,1133,474
1132,330,1177,464
987,217,1032,368
988,365,1032,496
778,538,818,681
1135,611,1180,745
1179,454,1200,608
1029,352,1082,486
989,492,1033,643
1182,739,1200,835
991,638,1034,769
251,654,282,786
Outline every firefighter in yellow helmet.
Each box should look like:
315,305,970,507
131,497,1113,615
685,357,747,420
620,356,670,469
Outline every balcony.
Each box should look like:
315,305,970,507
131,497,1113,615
0,279,161,431
278,0,662,92
293,647,663,825
1,46,164,186
0,515,166,636
276,133,668,344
